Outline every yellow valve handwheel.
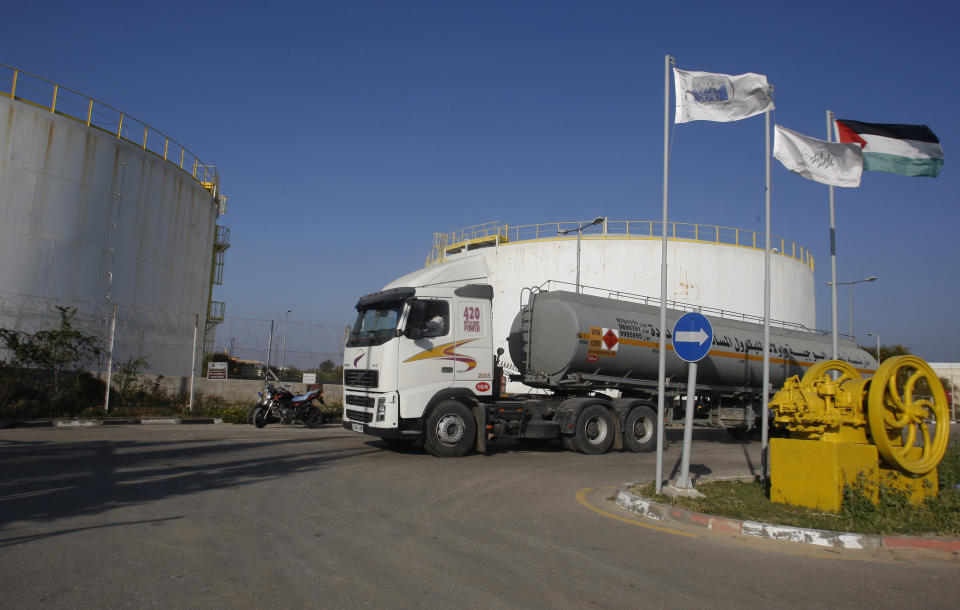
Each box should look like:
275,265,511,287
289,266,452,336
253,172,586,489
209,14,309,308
801,360,862,385
867,355,950,475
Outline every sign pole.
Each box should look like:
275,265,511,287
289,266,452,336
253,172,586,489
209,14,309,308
675,361,698,489
668,311,712,496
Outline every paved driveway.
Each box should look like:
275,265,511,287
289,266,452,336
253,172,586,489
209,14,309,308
1,424,956,608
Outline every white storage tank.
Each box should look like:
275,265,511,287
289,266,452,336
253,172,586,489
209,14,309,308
385,220,816,375
0,65,222,375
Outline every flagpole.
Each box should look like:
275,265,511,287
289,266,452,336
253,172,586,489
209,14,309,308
827,110,839,361
656,54,674,494
762,107,771,482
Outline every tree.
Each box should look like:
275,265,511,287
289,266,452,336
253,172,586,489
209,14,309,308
319,359,336,373
858,343,911,363
0,306,102,393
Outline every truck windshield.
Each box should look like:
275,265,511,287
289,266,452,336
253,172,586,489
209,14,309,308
347,301,404,347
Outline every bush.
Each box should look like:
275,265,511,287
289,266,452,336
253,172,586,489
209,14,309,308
202,405,249,424
320,400,342,423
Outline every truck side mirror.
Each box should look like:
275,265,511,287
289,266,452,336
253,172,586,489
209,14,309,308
407,327,424,340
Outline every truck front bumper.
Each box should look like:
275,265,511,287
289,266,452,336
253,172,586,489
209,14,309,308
342,421,419,439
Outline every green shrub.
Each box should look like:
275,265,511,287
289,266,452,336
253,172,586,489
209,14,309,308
320,401,342,422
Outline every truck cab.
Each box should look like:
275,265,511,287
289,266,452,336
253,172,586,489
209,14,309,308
342,284,495,454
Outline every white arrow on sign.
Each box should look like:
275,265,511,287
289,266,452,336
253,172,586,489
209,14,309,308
675,328,709,346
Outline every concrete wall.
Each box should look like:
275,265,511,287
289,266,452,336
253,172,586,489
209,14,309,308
104,374,343,405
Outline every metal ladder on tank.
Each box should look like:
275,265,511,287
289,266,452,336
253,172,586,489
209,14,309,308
518,286,542,375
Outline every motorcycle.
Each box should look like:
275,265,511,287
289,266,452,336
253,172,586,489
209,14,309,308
252,383,325,428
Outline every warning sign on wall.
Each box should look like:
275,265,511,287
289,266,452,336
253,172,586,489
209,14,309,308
207,361,228,379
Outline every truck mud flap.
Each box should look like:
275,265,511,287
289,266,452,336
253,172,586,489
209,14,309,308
473,405,486,454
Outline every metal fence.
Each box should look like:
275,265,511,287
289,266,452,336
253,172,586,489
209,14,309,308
0,62,220,198
213,316,349,374
427,219,815,270
0,291,347,380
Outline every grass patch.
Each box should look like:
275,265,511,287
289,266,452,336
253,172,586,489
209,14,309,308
630,442,960,537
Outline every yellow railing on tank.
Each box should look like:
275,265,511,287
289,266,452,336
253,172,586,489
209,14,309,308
0,63,219,197
426,219,814,271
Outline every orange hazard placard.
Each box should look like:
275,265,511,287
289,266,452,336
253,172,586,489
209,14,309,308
602,328,619,350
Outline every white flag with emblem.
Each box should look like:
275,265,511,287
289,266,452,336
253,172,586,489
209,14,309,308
673,68,774,123
773,125,863,188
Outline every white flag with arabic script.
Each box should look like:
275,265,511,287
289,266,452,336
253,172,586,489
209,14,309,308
773,125,863,188
673,68,774,123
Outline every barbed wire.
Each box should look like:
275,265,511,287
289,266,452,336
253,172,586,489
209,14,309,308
0,291,347,377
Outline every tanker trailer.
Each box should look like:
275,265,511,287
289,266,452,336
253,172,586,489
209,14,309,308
507,289,876,437
342,283,876,457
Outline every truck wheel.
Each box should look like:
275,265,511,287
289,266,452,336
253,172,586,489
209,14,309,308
424,400,476,457
574,404,615,455
623,405,657,452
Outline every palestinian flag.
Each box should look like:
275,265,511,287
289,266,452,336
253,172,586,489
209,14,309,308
834,120,943,177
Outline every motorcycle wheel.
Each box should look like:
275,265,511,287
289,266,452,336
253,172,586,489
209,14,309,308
303,405,323,428
246,404,260,425
252,406,271,428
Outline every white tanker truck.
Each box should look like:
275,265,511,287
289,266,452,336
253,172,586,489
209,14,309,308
342,283,876,456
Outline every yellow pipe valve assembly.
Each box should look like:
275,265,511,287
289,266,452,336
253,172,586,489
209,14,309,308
768,356,950,511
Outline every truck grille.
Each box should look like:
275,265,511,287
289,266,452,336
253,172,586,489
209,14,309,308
346,409,373,423
345,394,375,408
345,369,378,388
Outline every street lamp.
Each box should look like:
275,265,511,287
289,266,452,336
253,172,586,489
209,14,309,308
866,332,881,364
558,217,605,293
281,309,292,374
825,276,876,336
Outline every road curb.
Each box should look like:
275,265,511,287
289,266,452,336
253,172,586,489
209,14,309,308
1,418,223,428
616,482,960,553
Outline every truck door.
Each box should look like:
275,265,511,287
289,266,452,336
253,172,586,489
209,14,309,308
453,298,494,397
397,298,455,418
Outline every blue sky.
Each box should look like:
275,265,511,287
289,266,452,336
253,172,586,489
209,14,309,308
3,0,958,361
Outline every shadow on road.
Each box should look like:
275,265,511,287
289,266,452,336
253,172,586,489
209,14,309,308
0,432,379,530
0,516,184,548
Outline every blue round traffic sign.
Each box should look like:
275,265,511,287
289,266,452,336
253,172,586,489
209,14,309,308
672,312,713,363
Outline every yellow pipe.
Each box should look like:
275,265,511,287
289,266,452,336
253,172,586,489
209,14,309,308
86,99,92,126
51,84,58,113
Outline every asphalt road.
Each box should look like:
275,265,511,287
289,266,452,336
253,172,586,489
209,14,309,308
1,424,957,608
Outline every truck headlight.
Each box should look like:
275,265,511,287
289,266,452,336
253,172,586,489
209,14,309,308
376,397,386,421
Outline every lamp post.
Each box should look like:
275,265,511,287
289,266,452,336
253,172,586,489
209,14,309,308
867,331,881,363
825,276,876,336
558,217,605,293
281,309,291,374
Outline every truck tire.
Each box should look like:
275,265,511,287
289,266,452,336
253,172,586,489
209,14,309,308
574,404,615,455
424,400,476,457
623,405,657,452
